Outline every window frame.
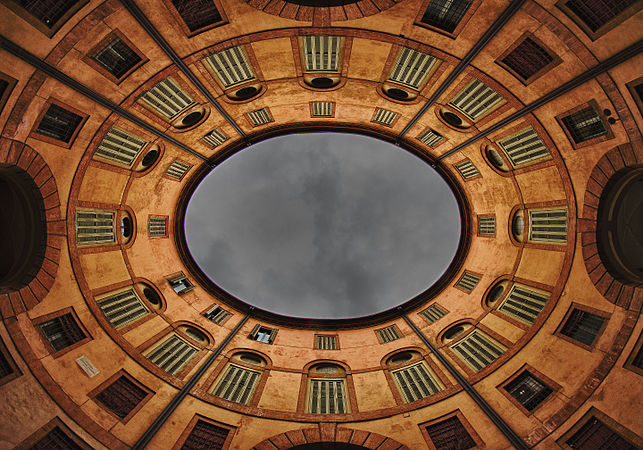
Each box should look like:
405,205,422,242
201,303,232,325
210,362,263,405
0,0,89,38
32,307,91,358
310,101,336,118
497,364,561,416
315,334,340,350
375,324,403,344
419,303,449,324
163,159,193,181
88,370,154,423
148,215,169,239
554,303,610,351
414,0,481,39
495,32,562,85
477,214,496,237
556,406,643,449
625,75,643,117
83,29,148,85
0,335,21,386
454,270,482,294
29,97,88,148
419,410,484,449
166,273,196,295
161,0,228,38
248,324,278,344
555,100,614,149
14,416,92,450
454,158,481,181
0,71,18,114
172,414,236,450
556,0,642,41
624,329,643,376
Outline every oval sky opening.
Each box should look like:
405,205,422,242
185,133,461,318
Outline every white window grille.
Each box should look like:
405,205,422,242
94,127,147,168
97,289,149,329
455,160,480,179
146,334,198,375
421,304,447,323
212,364,261,404
316,335,338,350
204,46,255,88
449,79,504,120
388,47,437,89
451,330,506,371
165,160,191,180
498,284,549,324
309,379,347,413
418,128,444,147
138,77,194,119
311,101,334,117
478,216,496,235
203,305,231,325
247,108,272,126
377,325,401,343
203,129,227,147
498,126,549,167
372,108,398,126
148,217,167,237
392,362,442,402
301,36,342,72
76,210,115,245
529,209,568,243
456,272,480,293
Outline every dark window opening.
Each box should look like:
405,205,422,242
38,313,86,352
181,420,229,450
32,426,84,449
425,416,476,449
171,0,223,33
35,103,83,143
95,375,149,420
421,0,472,33
16,0,81,28
504,371,553,411
93,37,142,79
564,0,637,32
120,216,132,238
566,417,636,449
561,105,607,144
560,308,606,347
141,149,160,168
143,287,162,307
501,37,554,81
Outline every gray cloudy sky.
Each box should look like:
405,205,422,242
185,133,460,318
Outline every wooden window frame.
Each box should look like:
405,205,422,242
248,324,278,344
370,107,400,127
375,324,403,344
32,307,92,358
309,101,336,118
163,159,193,182
0,336,21,386
88,370,154,423
314,334,340,350
453,158,481,181
244,107,274,128
477,214,496,237
201,303,232,326
556,406,643,448
419,410,484,449
454,270,482,294
83,29,148,85
166,272,196,295
172,414,236,450
495,32,562,85
0,71,18,114
497,364,561,416
554,303,610,351
0,0,89,38
556,0,642,41
29,97,88,148
555,99,614,149
419,303,449,324
624,329,643,376
414,0,482,39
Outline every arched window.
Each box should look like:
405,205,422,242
303,362,353,415
385,351,444,403
210,352,268,406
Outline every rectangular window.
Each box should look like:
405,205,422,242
301,36,342,72
372,108,399,126
626,76,643,117
76,210,115,246
497,284,549,325
455,272,480,293
449,79,504,121
34,103,84,144
309,379,347,414
202,128,227,147
499,36,557,84
566,416,637,449
165,159,191,180
421,303,447,323
146,334,198,375
316,335,338,350
247,108,272,126
528,208,568,243
392,362,442,402
170,0,224,35
212,364,261,404
203,304,231,325
558,307,607,348
167,274,196,295
451,330,506,371
311,101,334,117
0,72,18,114
38,312,87,353
148,217,168,237
181,419,229,449
498,126,550,167
377,325,401,343
248,325,277,344
94,374,150,420
5,0,87,37
388,47,437,89
204,46,255,88
478,216,496,236
419,0,473,34
454,160,480,179
0,337,20,385
503,370,553,412
94,127,148,168
417,128,444,147
31,426,86,449
138,77,194,120
559,103,609,145
96,289,149,329
558,0,639,37
425,415,477,449
625,331,643,375
92,35,143,80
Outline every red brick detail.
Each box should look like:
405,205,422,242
284,430,307,447
302,427,321,443
350,429,370,445
0,294,13,319
267,433,292,449
19,286,39,310
255,427,406,449
363,432,386,448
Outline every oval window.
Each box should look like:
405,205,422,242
512,212,525,242
485,146,509,172
388,351,417,366
307,77,337,89
140,285,162,309
238,353,265,366
313,364,341,374
179,325,209,345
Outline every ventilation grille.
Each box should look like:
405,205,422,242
183,420,229,449
94,37,142,79
302,36,342,72
247,108,272,126
505,370,553,412
561,105,607,144
204,47,255,88
35,103,83,143
420,0,473,34
449,79,504,120
95,375,148,419
425,416,477,449
39,313,86,353
76,210,115,245
498,285,549,324
478,216,496,235
138,77,194,119
95,127,147,168
148,217,167,237
309,379,346,414
529,209,568,243
372,108,398,126
501,37,554,81
377,325,401,343
498,126,549,167
146,334,198,375
311,101,334,117
418,128,444,147
388,47,437,89
451,330,506,371
204,305,231,325
203,129,227,147
316,335,338,350
455,272,480,293
165,160,191,180
97,289,149,329
392,362,442,402
421,304,447,323
455,160,480,179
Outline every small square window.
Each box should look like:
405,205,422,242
165,0,227,37
148,216,168,238
556,0,641,40
0,72,18,114
35,310,89,356
455,271,480,293
165,159,192,180
454,159,480,180
497,34,560,85
624,330,643,376
559,409,641,449
557,101,612,148
477,215,496,236
31,100,86,147
91,372,152,422
86,31,146,84
315,335,338,350
376,325,401,343
175,416,235,449
420,411,482,449
501,368,556,413
626,76,643,117
16,417,91,449
420,303,447,323
556,304,609,350
167,274,196,295
203,304,231,325
415,0,478,38
1,0,89,37
249,325,277,344
0,337,21,386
